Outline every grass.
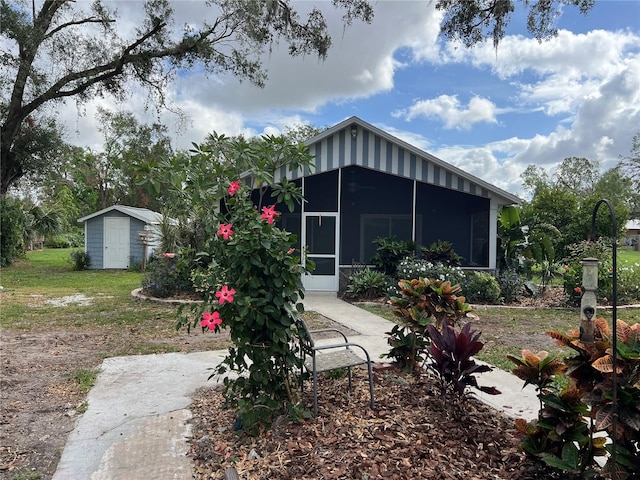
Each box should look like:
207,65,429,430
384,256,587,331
0,248,232,355
358,303,640,371
619,245,640,266
2,247,638,368
71,368,98,394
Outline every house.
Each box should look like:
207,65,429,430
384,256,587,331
261,116,521,291
625,219,640,250
77,205,163,269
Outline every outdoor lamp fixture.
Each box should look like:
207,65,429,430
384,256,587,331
579,257,598,343
350,124,358,139
138,229,155,271
589,198,619,477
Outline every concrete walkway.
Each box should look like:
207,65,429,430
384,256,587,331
52,293,539,480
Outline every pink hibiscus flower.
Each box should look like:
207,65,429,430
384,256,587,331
201,311,222,330
228,181,240,196
215,285,236,305
260,205,280,224
217,223,234,240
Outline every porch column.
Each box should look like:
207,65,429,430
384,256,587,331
489,198,498,270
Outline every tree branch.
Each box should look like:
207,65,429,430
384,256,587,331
43,16,115,41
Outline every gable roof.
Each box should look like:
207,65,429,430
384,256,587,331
275,116,521,206
626,219,640,231
77,205,163,225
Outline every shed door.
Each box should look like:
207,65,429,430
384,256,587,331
302,213,339,291
104,217,130,269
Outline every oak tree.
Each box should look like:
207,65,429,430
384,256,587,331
0,0,374,194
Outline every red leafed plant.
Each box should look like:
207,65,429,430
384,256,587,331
426,319,501,408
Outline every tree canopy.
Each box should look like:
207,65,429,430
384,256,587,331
518,157,633,258
436,0,594,48
0,0,373,194
1,0,597,195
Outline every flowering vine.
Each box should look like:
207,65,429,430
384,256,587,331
180,178,310,434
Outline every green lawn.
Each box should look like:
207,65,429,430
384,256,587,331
2,247,638,367
359,302,640,371
619,245,640,266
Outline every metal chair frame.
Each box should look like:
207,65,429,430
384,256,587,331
295,318,375,416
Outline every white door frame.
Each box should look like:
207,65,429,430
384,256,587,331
302,212,339,291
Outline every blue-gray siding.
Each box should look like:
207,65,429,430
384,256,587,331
84,212,148,269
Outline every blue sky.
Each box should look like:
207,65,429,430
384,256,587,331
61,0,640,199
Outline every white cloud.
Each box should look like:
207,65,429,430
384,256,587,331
15,0,637,199
434,144,524,194
395,95,499,129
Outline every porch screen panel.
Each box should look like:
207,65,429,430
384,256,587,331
340,166,413,264
304,170,339,212
470,210,489,266
251,180,303,251
415,183,489,267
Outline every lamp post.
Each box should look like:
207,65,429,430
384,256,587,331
579,257,598,344
589,199,619,477
138,230,154,271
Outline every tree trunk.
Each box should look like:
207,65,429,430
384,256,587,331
0,145,21,196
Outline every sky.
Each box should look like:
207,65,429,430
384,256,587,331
57,0,640,199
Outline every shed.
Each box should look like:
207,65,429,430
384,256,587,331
260,116,521,291
624,219,640,249
77,205,162,269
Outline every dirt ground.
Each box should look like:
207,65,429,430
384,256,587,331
0,287,568,480
0,323,222,480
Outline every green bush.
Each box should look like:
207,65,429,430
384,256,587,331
183,178,308,433
141,253,194,298
0,197,25,266
344,268,388,299
45,231,84,248
69,250,91,270
396,257,466,286
496,268,524,303
462,271,501,304
561,238,613,305
617,262,640,303
371,236,415,275
420,240,462,266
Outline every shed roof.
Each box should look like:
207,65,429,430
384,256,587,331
626,219,640,231
275,116,521,206
77,205,163,224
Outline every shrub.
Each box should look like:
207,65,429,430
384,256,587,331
141,253,193,298
618,262,640,303
344,269,388,299
396,257,466,286
496,268,523,303
45,231,84,248
426,320,500,408
371,236,415,275
510,319,640,477
382,278,473,373
0,196,25,266
462,271,501,304
420,240,462,266
180,179,309,434
69,250,91,270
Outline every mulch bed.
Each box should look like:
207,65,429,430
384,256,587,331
189,367,554,480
